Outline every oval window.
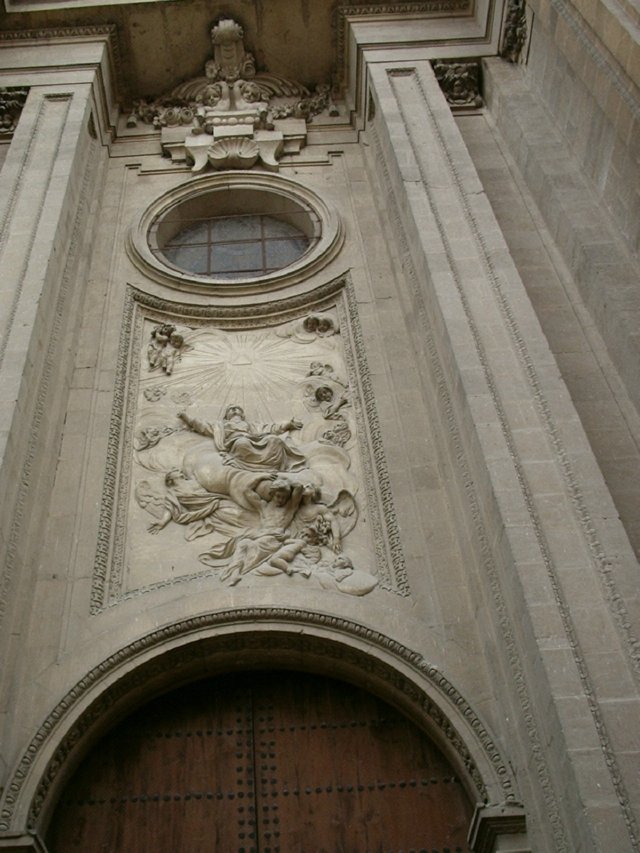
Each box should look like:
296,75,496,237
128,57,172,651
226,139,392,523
156,211,312,280
129,173,344,296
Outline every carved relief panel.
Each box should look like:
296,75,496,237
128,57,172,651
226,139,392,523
92,281,407,611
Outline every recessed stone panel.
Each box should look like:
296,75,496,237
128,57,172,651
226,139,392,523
91,280,408,611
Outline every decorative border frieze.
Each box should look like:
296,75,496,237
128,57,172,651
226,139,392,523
333,1,470,93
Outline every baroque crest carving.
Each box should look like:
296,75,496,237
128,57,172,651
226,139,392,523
0,87,28,137
128,18,334,172
94,285,408,608
432,60,483,109
500,0,528,63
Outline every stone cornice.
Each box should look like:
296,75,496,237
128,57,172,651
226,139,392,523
0,24,123,122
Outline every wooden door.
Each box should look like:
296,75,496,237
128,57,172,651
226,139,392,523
47,672,473,852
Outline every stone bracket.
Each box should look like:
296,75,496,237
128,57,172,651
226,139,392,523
165,119,305,172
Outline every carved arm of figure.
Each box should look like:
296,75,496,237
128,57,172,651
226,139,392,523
177,411,213,436
280,418,303,432
148,510,172,535
245,473,279,511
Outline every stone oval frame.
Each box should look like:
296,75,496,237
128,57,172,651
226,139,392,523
0,609,524,842
127,172,344,296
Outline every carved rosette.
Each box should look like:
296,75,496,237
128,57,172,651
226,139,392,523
128,18,333,172
0,87,29,137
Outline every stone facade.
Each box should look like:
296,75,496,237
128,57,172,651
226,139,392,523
0,1,638,850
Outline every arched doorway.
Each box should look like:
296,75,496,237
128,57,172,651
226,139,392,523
46,670,473,852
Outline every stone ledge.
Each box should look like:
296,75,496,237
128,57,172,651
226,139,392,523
468,803,530,853
0,834,47,853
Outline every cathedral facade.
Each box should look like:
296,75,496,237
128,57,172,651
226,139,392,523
0,0,639,850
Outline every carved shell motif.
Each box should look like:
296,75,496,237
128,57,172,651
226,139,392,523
208,137,260,170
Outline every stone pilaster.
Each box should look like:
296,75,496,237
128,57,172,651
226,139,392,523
366,58,640,851
0,76,107,783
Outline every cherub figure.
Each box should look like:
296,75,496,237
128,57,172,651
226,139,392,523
234,80,268,118
147,324,175,370
302,313,338,337
158,332,184,375
275,313,339,344
147,325,190,374
255,526,321,578
312,385,349,419
307,361,343,382
303,362,350,420
134,424,175,451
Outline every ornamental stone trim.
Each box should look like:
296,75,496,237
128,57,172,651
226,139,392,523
0,610,520,834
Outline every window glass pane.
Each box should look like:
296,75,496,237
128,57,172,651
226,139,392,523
163,245,209,274
156,209,313,279
165,221,209,246
211,241,263,273
211,215,262,242
262,217,305,239
265,237,308,269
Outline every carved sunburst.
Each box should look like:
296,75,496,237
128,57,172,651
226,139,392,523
141,327,331,421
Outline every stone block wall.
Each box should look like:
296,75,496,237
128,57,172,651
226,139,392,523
524,0,640,259
457,105,640,559
484,54,640,420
